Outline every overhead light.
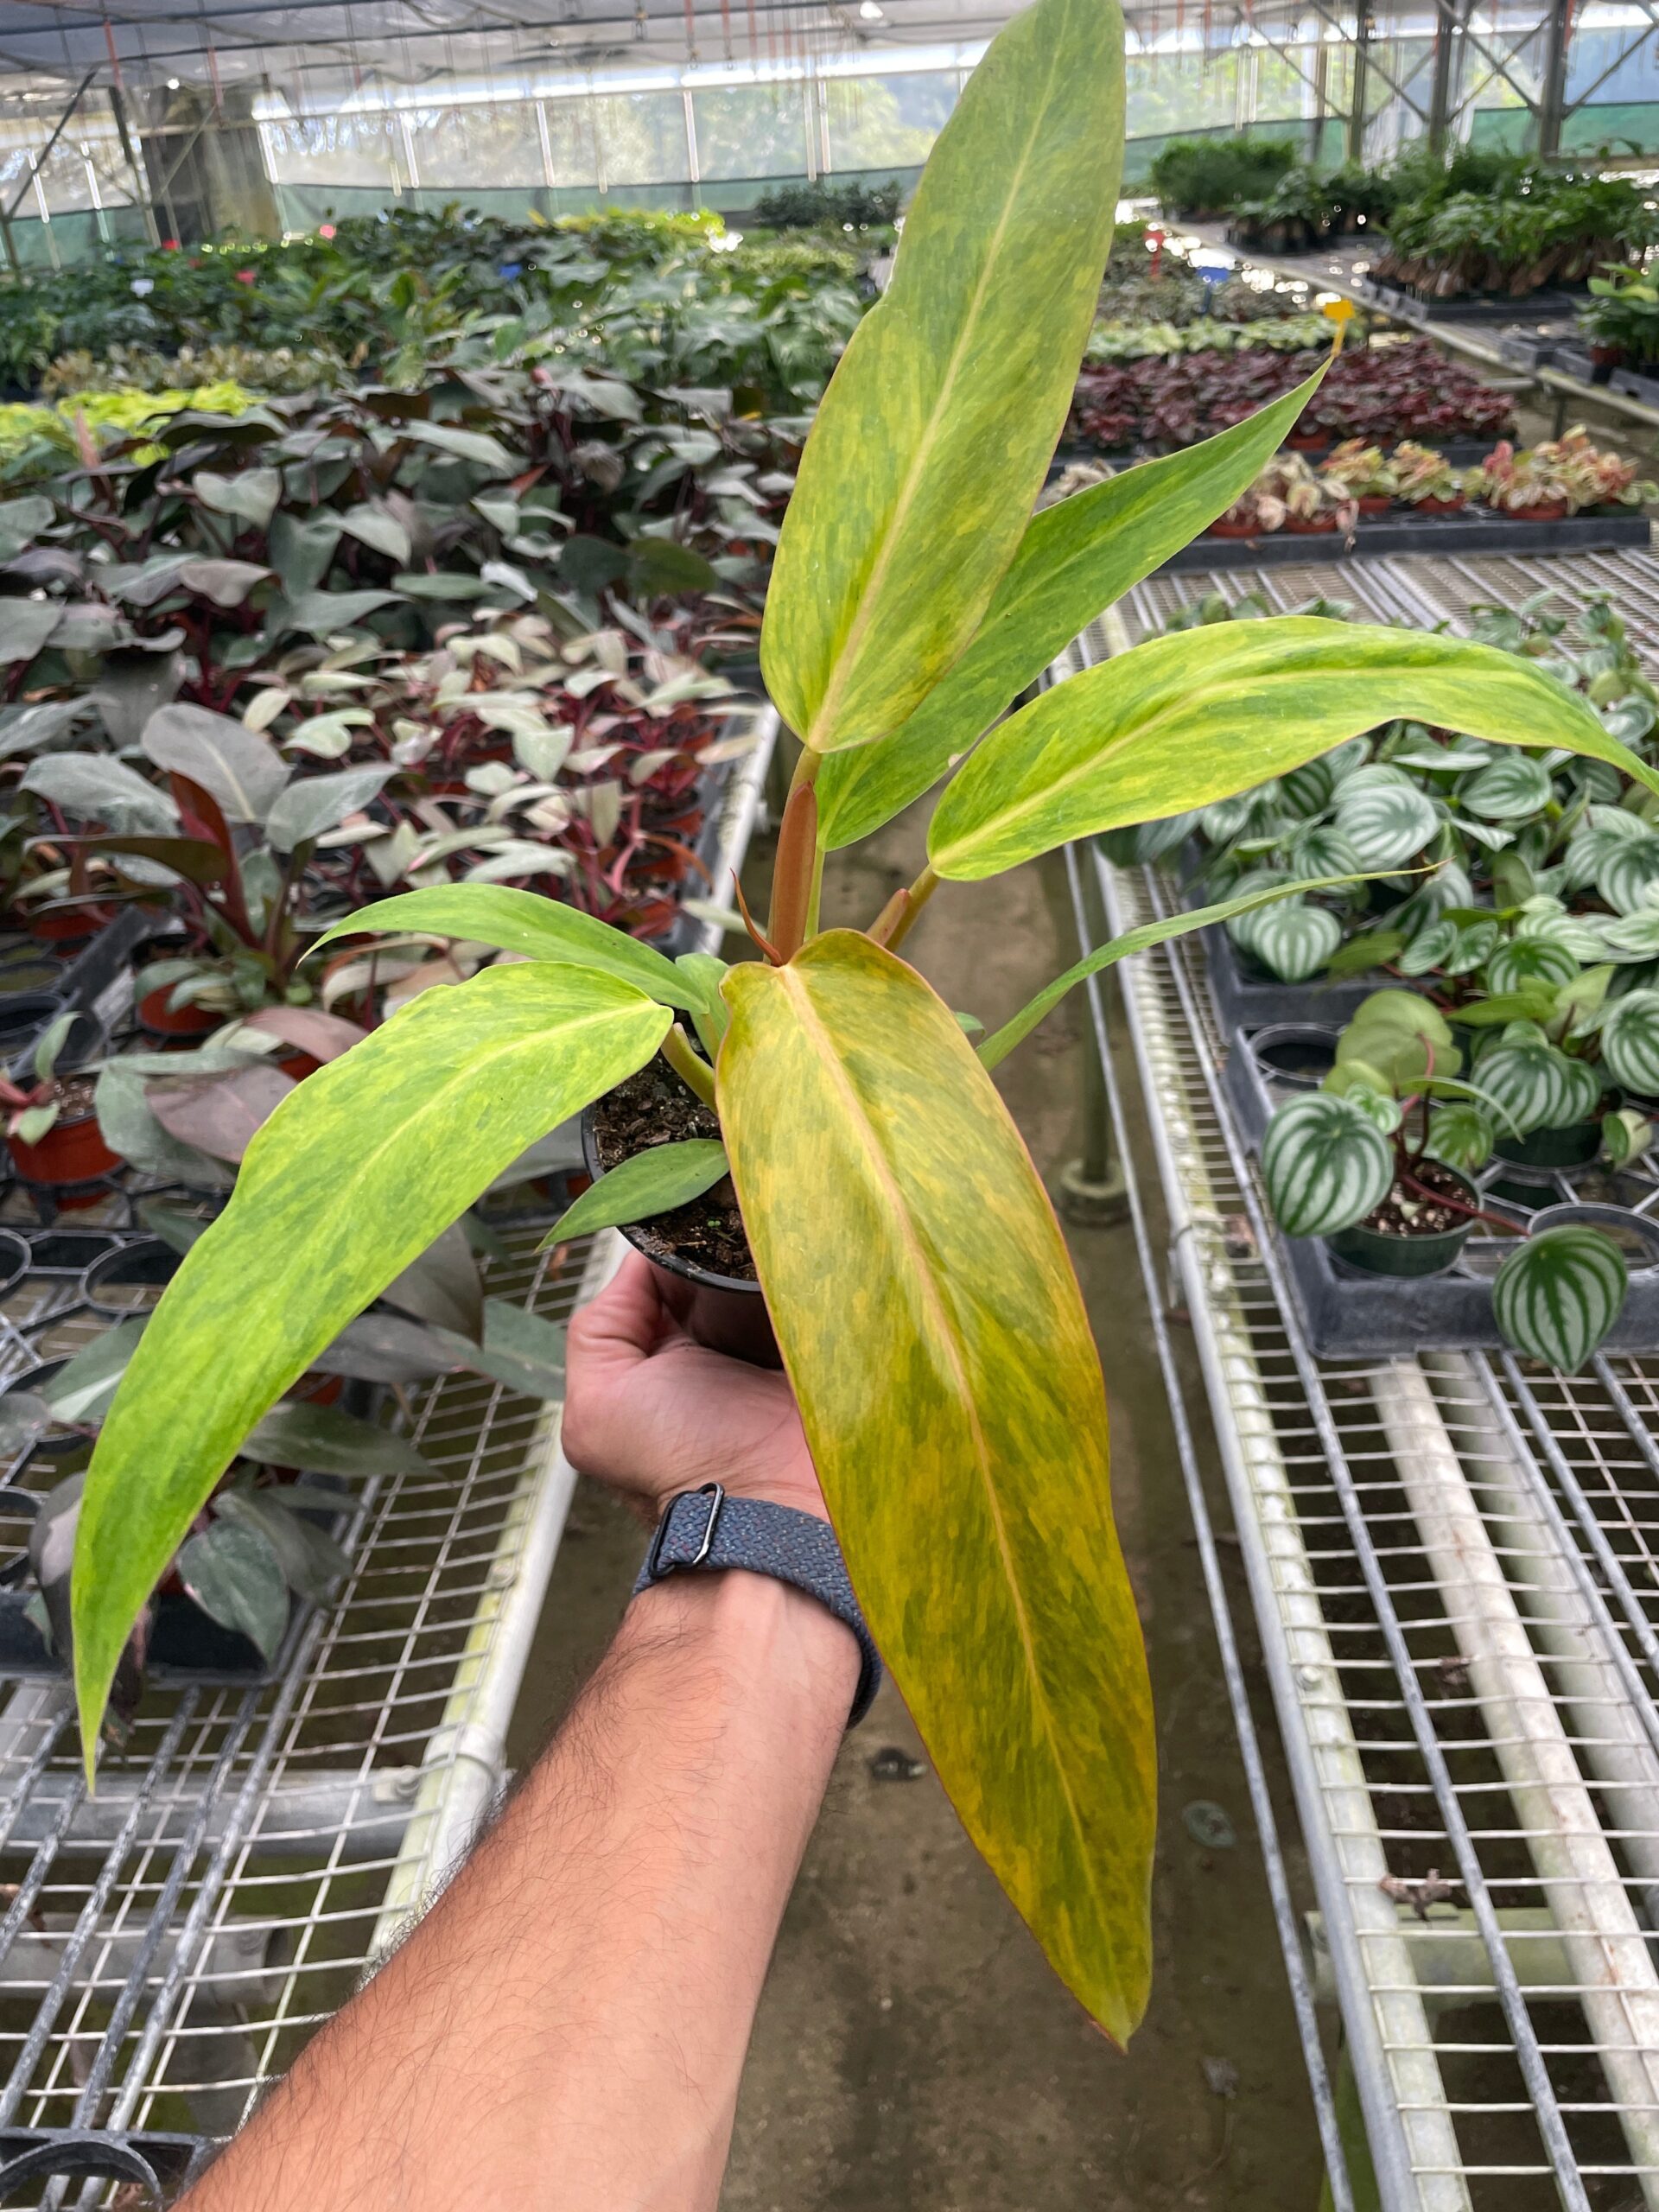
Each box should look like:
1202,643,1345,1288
166,76,181,88
859,3,885,18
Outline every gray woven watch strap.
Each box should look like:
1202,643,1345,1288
633,1485,881,1727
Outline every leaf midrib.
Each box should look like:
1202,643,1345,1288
804,30,1068,753
777,957,1111,1942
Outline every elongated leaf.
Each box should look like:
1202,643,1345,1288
266,766,389,854
1493,1226,1627,1372
1262,1092,1394,1238
73,963,670,1763
816,368,1329,850
547,1137,728,1243
141,702,288,824
719,931,1154,2039
242,1401,431,1478
22,753,178,835
213,1487,349,1605
760,0,1123,753
311,885,699,1010
928,620,1659,881
979,871,1366,1070
42,1319,149,1427
177,1521,289,1660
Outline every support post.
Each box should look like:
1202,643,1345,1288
1538,0,1570,156
1427,0,1460,153
1058,850,1128,1228
1346,6,1371,164
1309,31,1331,163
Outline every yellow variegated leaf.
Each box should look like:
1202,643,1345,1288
927,616,1659,880
760,0,1124,754
816,365,1329,850
73,964,669,1769
719,931,1154,2038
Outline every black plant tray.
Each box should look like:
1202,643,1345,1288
1547,343,1612,387
1200,921,1392,1031
1352,276,1587,325
1222,1020,1659,1357
1610,365,1659,410
1160,505,1649,574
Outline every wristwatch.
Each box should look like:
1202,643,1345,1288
634,1483,881,1727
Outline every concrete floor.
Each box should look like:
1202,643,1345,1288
508,787,1331,2209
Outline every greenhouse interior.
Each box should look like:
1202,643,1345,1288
16,0,1659,2205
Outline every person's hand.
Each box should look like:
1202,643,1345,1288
563,1253,826,1523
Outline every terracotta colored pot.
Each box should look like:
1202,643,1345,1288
1413,493,1465,516
275,1050,323,1082
1206,518,1264,539
1284,513,1340,535
139,985,220,1039
1517,499,1569,521
1287,431,1325,453
9,1109,119,1192
1357,493,1392,516
28,904,114,947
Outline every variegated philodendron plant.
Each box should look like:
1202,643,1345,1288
73,0,1659,2039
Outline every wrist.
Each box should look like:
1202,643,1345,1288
630,1565,861,1715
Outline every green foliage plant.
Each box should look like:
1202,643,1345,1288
70,0,1659,2043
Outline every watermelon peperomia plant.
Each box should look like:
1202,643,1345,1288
1260,988,1642,1371
71,0,1659,2041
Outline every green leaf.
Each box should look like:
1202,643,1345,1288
1332,781,1438,869
1262,1092,1394,1238
1485,937,1580,995
1603,1105,1653,1165
545,1137,728,1243
1492,1226,1628,1372
42,1318,149,1427
1424,1102,1495,1171
0,600,60,668
141,702,288,824
1459,752,1553,822
1478,1039,1599,1135
339,501,413,565
265,766,389,855
720,932,1154,2040
928,620,1659,882
242,1401,432,1478
816,370,1329,850
177,1520,289,1661
1599,989,1659,1096
284,588,402,637
1243,900,1341,982
213,1487,349,1605
978,871,1368,1071
760,0,1122,754
194,468,282,531
310,886,699,1011
1599,836,1659,917
73,964,671,1764
463,1299,569,1398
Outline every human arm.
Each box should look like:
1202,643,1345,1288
182,1253,859,2212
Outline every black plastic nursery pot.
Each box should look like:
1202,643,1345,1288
579,1098,780,1370
1494,1118,1605,1172
1243,1022,1339,1096
1326,1169,1479,1280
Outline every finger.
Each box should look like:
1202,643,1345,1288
568,1249,667,1372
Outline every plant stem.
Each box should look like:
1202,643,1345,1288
662,1022,717,1111
1395,1165,1522,1236
766,781,817,962
883,865,939,954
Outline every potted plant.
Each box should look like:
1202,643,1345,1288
0,1010,119,1195
69,0,1659,2047
1468,430,1655,520
1261,990,1631,1360
1392,441,1465,514
1320,440,1398,515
